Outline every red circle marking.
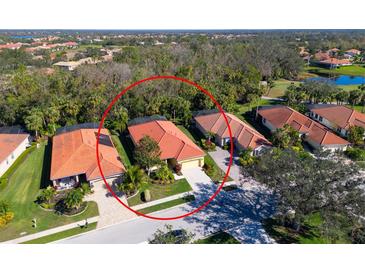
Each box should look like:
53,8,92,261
96,75,233,220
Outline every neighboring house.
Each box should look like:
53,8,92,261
257,105,350,151
128,117,205,170
50,124,125,190
53,57,96,71
194,110,271,155
0,42,24,50
344,49,361,58
311,51,352,68
0,127,31,177
308,104,365,139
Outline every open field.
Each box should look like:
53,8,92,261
127,178,192,206
305,65,365,76
267,79,300,98
0,142,99,242
22,222,97,244
266,79,362,98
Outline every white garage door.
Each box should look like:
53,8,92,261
180,159,202,169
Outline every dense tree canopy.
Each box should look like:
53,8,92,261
243,148,365,241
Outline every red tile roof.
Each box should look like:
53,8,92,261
309,104,365,130
258,106,349,146
50,128,125,181
0,43,23,50
0,134,29,164
345,49,361,55
320,58,351,65
194,112,271,150
128,120,205,161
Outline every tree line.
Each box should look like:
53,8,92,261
0,36,303,137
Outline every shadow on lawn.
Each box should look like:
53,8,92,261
262,218,320,244
181,181,276,243
40,141,52,189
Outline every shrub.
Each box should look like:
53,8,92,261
0,217,6,228
345,147,365,161
37,186,56,204
144,189,151,202
238,148,256,167
80,182,92,195
203,162,212,172
117,182,137,196
201,139,216,151
155,164,174,183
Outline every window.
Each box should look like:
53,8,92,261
11,153,14,159
319,116,323,122
315,114,318,119
262,118,266,123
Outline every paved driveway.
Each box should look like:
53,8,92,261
208,147,242,182
181,167,212,192
85,179,136,228
61,167,275,244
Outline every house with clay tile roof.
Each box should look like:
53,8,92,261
193,110,271,155
128,117,205,170
50,124,125,190
257,105,350,151
308,104,365,140
344,49,361,58
0,127,31,177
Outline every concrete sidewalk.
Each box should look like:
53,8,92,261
131,191,192,211
1,216,99,244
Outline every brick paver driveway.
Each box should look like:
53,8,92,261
85,179,136,228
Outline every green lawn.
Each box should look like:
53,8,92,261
0,142,99,242
204,154,233,182
263,213,351,244
195,231,240,244
267,79,300,98
111,134,132,168
351,104,365,113
0,144,36,191
21,222,97,244
127,178,192,206
235,98,279,117
306,64,365,77
138,195,195,214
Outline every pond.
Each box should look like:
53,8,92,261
306,75,365,85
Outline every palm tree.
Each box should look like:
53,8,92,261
117,166,146,195
40,186,56,204
64,189,84,210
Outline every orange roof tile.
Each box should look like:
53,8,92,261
0,134,29,164
50,128,125,181
258,106,349,146
194,112,271,150
308,104,365,130
128,119,205,161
